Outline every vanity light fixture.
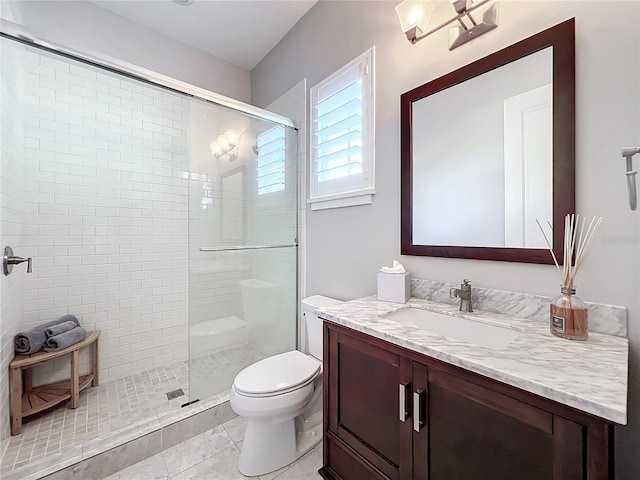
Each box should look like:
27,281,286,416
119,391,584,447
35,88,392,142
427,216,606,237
210,129,241,160
395,0,498,50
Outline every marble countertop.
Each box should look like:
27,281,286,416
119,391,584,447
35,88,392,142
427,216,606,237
317,296,629,424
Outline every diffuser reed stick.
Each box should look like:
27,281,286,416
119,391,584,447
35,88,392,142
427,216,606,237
537,214,603,341
564,214,602,289
536,214,603,288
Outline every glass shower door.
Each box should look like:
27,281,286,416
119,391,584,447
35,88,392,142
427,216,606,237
187,98,297,403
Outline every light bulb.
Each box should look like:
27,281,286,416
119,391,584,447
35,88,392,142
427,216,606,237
409,7,424,25
396,1,434,37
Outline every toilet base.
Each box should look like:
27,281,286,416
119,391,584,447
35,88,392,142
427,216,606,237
237,387,323,476
237,415,322,476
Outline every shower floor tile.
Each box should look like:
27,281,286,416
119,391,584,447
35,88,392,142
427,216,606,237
0,343,263,479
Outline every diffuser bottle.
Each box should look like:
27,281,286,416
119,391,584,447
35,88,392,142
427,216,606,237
550,286,588,340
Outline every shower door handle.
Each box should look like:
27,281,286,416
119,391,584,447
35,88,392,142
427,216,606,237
199,243,297,252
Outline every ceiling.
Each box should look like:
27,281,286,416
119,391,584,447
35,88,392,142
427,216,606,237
88,0,317,70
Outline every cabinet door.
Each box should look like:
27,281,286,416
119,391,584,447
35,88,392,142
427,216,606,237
325,324,413,480
423,368,584,480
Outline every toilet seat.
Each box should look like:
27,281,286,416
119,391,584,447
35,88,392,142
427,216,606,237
233,350,320,397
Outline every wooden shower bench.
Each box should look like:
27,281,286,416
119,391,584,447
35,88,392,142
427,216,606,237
9,330,100,435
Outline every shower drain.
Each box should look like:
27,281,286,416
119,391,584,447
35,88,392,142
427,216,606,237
166,388,185,400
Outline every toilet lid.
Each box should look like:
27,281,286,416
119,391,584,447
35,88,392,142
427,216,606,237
234,350,320,396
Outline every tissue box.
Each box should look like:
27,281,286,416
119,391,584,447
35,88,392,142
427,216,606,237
377,272,410,303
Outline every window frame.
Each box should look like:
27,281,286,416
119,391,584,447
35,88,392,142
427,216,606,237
309,47,375,211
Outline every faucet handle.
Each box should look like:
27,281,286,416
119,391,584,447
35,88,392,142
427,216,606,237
463,278,471,285
3,246,33,276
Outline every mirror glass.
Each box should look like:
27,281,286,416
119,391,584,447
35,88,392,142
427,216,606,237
412,48,552,248
401,20,575,264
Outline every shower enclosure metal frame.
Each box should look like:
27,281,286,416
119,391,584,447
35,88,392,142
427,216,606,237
0,19,295,129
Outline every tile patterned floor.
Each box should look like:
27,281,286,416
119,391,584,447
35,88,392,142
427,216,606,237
104,416,323,480
0,344,264,478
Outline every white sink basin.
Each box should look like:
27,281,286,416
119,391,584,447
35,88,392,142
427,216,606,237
384,308,521,350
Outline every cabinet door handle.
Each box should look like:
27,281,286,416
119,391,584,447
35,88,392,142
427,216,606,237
413,389,425,432
399,382,410,422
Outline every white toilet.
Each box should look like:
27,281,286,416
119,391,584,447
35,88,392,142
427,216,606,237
230,295,342,476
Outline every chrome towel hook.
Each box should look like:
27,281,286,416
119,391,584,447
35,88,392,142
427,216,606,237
622,147,640,211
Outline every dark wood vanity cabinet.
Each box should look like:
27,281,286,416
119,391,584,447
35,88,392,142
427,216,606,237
322,322,414,480
320,322,615,480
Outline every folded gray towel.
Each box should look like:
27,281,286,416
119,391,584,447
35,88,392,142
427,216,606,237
45,320,78,338
43,326,86,352
15,315,81,355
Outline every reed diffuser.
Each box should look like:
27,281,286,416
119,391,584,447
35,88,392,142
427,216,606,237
537,214,603,340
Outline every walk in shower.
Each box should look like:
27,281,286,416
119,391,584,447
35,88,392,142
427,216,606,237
0,21,297,478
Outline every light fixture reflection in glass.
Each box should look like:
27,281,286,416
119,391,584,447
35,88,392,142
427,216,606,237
210,128,241,159
217,136,230,151
209,141,223,157
224,129,239,147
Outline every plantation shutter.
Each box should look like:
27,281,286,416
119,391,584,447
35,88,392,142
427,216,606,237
310,48,375,210
256,126,286,196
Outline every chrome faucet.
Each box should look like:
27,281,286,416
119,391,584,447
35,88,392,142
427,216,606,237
450,279,473,312
3,246,32,276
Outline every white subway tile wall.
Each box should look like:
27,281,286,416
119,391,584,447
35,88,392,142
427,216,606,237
20,49,191,387
187,100,247,334
0,39,27,445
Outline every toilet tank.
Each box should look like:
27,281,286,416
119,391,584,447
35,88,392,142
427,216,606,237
302,295,343,361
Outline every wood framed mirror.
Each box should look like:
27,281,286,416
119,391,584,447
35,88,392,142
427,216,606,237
400,19,575,264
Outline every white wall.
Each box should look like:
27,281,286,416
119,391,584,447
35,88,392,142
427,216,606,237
4,0,251,103
251,1,640,477
187,99,245,330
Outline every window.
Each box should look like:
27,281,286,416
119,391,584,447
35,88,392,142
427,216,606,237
309,47,375,210
256,126,286,196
